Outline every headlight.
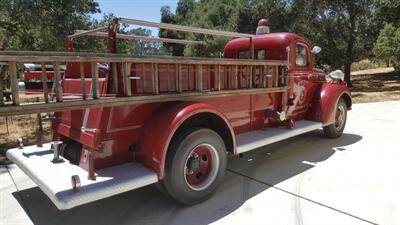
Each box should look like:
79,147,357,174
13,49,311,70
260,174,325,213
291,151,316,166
329,70,344,81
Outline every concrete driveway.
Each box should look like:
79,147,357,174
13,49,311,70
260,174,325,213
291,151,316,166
1,100,399,225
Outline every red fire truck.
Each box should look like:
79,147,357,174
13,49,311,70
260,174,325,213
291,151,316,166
4,18,351,210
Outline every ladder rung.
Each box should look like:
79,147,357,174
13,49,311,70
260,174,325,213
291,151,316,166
41,62,49,103
142,63,146,94
175,63,181,93
80,62,87,100
53,62,63,102
111,62,118,95
196,64,202,91
152,63,159,94
8,61,19,105
91,62,100,99
0,65,4,105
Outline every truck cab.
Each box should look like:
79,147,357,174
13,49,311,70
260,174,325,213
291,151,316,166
224,27,351,127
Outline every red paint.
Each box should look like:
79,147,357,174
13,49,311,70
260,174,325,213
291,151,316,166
52,28,351,178
258,19,269,27
24,71,55,80
317,82,351,125
66,39,74,52
23,67,64,93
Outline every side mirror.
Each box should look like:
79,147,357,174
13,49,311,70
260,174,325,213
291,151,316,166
311,46,322,54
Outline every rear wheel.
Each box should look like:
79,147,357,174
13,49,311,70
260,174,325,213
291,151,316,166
162,128,227,205
323,98,347,138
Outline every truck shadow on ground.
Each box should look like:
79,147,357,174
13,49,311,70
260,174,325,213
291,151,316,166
13,130,362,225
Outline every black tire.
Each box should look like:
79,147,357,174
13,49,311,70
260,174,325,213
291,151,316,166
60,140,82,165
154,181,169,196
162,128,227,205
323,98,347,138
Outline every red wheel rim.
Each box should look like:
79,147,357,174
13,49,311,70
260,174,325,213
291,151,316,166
184,144,219,191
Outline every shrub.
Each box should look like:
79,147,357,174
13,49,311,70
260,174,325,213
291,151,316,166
373,23,400,71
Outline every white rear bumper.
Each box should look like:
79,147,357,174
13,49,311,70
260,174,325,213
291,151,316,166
6,144,158,210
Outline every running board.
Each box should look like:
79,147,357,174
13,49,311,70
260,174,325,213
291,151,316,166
7,144,158,210
236,120,322,154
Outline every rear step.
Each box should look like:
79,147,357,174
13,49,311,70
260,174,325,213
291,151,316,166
6,143,158,210
236,120,322,153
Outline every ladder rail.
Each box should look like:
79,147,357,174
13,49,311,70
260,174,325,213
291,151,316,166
0,87,287,117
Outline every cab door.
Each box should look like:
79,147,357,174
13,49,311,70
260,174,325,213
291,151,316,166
286,41,316,120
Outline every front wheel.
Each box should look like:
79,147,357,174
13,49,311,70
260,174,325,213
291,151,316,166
162,128,227,205
323,98,347,138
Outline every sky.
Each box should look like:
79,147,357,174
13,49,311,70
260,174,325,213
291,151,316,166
91,0,178,36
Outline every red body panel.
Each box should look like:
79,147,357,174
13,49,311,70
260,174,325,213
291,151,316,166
24,71,55,80
316,82,351,125
53,32,351,177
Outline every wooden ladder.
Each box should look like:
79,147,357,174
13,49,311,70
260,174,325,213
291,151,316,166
0,51,288,117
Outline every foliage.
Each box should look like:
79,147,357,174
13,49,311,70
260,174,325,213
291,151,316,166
0,0,100,51
375,0,400,27
73,13,165,55
373,23,400,71
160,0,240,56
0,1,163,55
289,0,379,85
160,0,382,86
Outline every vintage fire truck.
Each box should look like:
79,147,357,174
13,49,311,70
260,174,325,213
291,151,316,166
3,18,351,210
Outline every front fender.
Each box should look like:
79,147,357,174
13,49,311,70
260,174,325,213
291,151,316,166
321,83,352,126
136,102,235,178
307,83,352,126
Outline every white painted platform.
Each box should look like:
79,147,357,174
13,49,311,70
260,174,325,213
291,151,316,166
236,120,322,153
6,143,158,210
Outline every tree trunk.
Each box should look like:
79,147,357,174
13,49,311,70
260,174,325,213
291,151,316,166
343,2,359,88
344,63,353,87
